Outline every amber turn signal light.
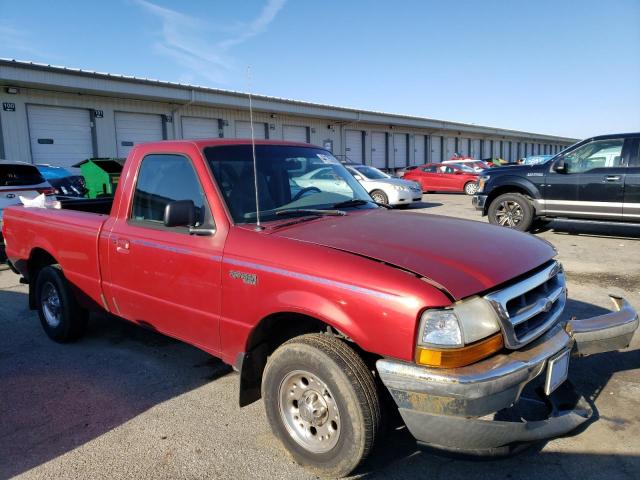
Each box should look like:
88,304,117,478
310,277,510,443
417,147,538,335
415,333,504,368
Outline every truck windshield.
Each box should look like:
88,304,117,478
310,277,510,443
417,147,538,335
205,145,375,224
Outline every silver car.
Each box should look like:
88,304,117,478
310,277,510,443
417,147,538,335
346,165,422,207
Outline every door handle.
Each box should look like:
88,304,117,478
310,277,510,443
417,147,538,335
603,175,621,182
115,238,130,254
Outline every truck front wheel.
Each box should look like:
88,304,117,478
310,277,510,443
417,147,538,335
35,265,88,343
262,334,381,477
488,193,534,231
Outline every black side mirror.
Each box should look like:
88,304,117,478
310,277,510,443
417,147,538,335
164,200,195,227
554,158,567,173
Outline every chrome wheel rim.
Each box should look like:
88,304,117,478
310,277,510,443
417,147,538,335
465,183,478,195
371,192,386,203
495,200,525,227
41,281,62,328
278,370,340,453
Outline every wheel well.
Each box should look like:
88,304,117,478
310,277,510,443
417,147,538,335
485,185,532,214
238,312,371,407
27,248,58,309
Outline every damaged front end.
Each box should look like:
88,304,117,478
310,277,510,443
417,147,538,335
376,294,638,452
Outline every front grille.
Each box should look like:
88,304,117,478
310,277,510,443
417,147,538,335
485,261,566,349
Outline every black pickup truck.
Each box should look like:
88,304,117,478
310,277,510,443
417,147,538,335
473,133,640,231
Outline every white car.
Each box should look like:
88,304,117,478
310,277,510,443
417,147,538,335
442,159,489,173
346,165,422,207
1,161,55,259
293,167,354,197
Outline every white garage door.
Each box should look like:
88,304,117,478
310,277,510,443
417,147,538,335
345,130,363,163
458,138,469,156
493,140,502,158
504,141,511,161
413,135,425,165
430,136,442,162
393,134,407,168
115,112,163,158
283,125,308,143
471,139,481,158
483,140,492,158
27,105,94,168
371,132,386,169
236,120,266,139
445,137,456,160
182,117,218,139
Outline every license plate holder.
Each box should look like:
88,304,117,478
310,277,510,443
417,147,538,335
545,349,570,395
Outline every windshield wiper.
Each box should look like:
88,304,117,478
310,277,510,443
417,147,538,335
275,208,346,217
332,199,392,209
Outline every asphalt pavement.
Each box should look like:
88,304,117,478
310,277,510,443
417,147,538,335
1,193,638,479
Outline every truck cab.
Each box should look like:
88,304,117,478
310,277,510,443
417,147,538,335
473,133,640,230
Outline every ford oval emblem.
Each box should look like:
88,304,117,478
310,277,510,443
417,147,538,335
6,193,15,199
542,300,553,313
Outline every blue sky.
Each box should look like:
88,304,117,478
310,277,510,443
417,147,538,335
1,0,639,139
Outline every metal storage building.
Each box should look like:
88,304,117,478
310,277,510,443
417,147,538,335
0,59,577,170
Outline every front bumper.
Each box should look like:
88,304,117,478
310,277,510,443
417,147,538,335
376,296,638,450
387,189,422,206
472,193,487,212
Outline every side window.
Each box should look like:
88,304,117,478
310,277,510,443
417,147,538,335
131,154,211,228
422,166,437,173
563,139,625,173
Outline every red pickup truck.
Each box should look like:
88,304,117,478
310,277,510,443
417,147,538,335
3,140,638,477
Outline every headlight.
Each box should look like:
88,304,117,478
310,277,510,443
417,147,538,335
419,310,462,346
392,185,408,191
478,175,490,193
416,296,503,368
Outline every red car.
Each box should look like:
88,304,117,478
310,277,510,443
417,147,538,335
3,140,637,477
404,163,480,195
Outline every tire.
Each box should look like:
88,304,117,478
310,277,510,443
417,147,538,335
464,182,478,195
369,190,388,204
262,334,381,477
35,265,88,343
487,193,534,231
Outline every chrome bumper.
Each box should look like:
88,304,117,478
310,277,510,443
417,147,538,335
376,296,638,450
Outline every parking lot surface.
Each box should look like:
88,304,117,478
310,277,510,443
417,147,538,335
1,193,639,479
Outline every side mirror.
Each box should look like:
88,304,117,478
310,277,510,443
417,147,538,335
454,170,463,175
554,158,567,173
164,200,195,227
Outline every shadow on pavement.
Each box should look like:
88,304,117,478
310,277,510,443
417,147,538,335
544,220,640,240
0,288,231,478
1,291,637,479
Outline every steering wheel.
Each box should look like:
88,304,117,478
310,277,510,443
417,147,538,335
291,186,321,202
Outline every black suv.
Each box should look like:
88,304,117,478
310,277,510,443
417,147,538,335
473,133,640,231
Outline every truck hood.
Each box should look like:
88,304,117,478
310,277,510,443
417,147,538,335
272,210,556,300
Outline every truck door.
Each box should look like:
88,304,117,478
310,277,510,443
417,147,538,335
543,137,626,219
105,153,223,352
623,137,640,220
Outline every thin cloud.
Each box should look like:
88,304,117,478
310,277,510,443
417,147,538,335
0,25,50,58
134,0,287,84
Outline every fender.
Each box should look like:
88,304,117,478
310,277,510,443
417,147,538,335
483,174,542,214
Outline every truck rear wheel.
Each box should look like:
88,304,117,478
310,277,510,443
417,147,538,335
35,265,87,343
488,193,534,231
262,334,381,477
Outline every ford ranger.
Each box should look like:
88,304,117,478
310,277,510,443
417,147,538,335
2,140,638,477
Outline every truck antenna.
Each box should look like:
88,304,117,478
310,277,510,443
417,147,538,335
247,66,263,231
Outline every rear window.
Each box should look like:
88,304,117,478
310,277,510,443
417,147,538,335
0,164,46,187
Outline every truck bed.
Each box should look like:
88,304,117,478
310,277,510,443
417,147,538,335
2,202,111,310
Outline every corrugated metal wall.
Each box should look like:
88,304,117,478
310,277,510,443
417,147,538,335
0,87,571,168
